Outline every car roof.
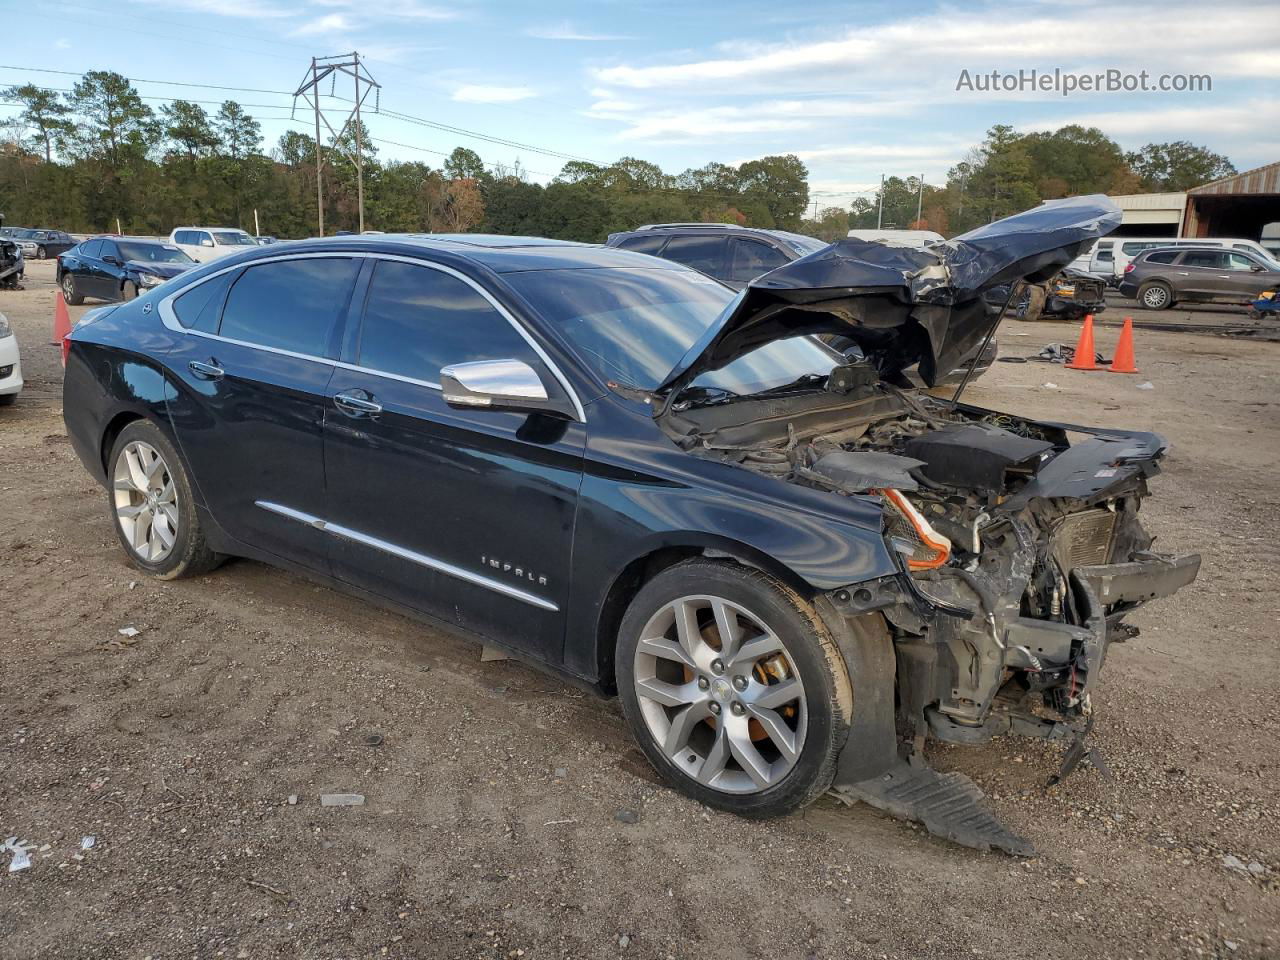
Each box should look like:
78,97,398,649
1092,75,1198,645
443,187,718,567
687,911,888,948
194,233,691,275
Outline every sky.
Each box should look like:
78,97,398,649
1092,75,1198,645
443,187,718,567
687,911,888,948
4,0,1278,208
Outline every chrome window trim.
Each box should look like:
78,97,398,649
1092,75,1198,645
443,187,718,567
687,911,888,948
256,500,558,612
156,250,586,421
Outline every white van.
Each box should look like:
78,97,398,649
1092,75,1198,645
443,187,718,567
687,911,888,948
846,228,944,248
168,227,259,263
1091,236,1280,281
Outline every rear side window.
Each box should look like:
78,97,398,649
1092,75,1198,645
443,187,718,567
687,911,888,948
219,258,359,355
356,260,540,383
172,271,235,333
661,235,728,277
1145,251,1178,264
1181,251,1228,269
173,231,192,244
729,238,790,282
614,234,667,256
1094,243,1113,262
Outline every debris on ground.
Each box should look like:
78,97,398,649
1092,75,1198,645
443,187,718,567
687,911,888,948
80,836,95,850
362,733,384,747
319,793,365,807
3,837,35,872
287,794,299,806
614,809,640,824
118,626,140,638
1137,381,1154,389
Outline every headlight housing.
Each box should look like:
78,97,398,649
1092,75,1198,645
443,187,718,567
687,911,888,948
137,272,163,288
0,313,11,338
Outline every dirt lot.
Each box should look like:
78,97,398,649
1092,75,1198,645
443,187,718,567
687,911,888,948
2,259,1278,960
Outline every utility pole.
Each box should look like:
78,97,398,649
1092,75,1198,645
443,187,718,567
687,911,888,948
292,53,380,236
876,174,885,230
916,174,924,227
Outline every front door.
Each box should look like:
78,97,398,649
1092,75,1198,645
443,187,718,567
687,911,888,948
323,257,586,663
163,255,362,571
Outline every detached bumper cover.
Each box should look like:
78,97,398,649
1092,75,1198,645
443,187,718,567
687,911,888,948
1076,553,1201,606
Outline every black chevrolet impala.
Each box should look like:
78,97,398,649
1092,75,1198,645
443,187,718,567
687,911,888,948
63,196,1198,852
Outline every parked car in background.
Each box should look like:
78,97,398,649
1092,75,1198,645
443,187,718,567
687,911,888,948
168,227,258,262
1117,246,1280,309
57,237,196,304
606,222,995,384
1,236,23,289
606,223,827,290
1090,235,1280,283
0,310,23,405
254,236,278,245
16,228,77,260
61,197,1199,853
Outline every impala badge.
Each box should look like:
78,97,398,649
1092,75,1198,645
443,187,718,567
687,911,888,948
481,555,548,587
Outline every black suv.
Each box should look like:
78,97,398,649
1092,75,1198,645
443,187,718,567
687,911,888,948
606,223,828,290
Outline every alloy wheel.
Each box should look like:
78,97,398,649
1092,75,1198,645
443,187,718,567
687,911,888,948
62,275,75,298
1142,286,1169,308
632,595,807,794
112,440,179,563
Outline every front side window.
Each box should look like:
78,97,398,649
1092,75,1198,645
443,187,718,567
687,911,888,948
118,242,195,264
80,240,103,259
729,239,790,282
99,241,121,262
661,235,728,277
356,260,540,383
1227,253,1259,271
219,257,359,355
1181,251,1228,269
505,266,840,395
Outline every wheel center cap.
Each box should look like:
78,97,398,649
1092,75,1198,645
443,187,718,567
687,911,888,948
710,677,732,701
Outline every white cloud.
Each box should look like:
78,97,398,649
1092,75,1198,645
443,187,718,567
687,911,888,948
292,13,351,36
592,98,913,142
54,38,71,50
452,85,538,104
129,0,291,18
528,20,631,41
310,0,460,19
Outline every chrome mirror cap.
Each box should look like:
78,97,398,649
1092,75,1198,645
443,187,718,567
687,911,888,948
441,359,548,403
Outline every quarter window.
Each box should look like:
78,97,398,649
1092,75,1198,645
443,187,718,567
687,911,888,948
356,260,540,383
172,271,235,332
729,239,790,282
660,235,728,277
219,257,359,355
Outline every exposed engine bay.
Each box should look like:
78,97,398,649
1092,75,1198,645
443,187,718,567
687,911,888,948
0,239,23,289
660,369,1200,851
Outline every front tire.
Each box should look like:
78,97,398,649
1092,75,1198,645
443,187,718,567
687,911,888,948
61,272,84,305
617,559,852,818
1139,280,1173,310
36,246,47,260
122,281,138,301
108,420,221,580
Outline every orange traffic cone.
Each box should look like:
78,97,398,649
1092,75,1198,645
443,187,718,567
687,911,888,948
1109,316,1139,374
51,291,71,346
1065,314,1098,370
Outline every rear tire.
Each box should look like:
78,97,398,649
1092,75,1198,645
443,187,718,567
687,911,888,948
0,393,16,407
616,559,852,818
107,420,222,580
36,246,47,260
1138,280,1173,310
61,272,84,306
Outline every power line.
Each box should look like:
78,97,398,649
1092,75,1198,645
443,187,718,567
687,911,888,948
0,64,293,96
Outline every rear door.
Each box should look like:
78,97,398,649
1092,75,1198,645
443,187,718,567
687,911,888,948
726,237,792,289
162,254,362,570
1175,250,1231,298
323,257,587,661
660,234,730,282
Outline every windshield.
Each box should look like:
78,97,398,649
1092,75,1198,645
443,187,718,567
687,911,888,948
504,266,841,395
118,242,195,264
212,231,257,246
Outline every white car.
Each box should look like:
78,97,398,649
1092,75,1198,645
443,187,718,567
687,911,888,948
0,311,23,406
167,227,260,263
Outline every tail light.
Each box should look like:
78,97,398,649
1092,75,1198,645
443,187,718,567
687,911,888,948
880,488,951,570
1124,263,1136,273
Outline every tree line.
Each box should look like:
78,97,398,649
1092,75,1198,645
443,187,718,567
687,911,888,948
0,71,1237,243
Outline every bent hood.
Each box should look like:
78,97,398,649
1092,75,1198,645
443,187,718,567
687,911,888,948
658,195,1121,392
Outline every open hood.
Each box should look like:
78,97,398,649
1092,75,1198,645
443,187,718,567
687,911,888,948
657,195,1121,393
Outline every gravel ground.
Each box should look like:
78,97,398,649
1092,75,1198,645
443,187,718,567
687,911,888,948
1,260,1277,960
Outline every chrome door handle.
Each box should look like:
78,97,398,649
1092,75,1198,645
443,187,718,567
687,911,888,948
1177,271,1189,276
333,390,382,417
188,359,224,380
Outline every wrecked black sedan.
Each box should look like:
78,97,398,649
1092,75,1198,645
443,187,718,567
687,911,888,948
63,195,1197,854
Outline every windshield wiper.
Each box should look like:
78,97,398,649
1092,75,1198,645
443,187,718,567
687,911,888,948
746,372,827,398
674,385,739,410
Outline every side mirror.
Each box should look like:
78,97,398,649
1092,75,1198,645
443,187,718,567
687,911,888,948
103,256,121,266
1251,265,1265,273
440,359,571,418
201,238,215,247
